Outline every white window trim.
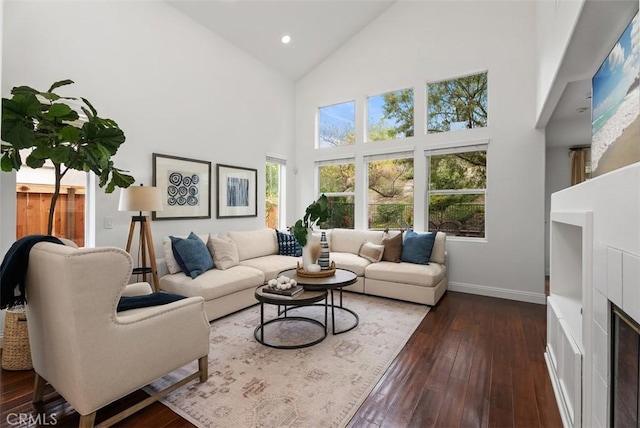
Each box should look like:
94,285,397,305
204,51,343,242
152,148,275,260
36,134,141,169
266,156,287,230
424,143,488,241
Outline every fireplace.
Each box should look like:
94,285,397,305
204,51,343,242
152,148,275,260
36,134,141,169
611,304,640,427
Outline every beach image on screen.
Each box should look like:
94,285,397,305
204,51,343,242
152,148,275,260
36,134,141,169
591,12,640,177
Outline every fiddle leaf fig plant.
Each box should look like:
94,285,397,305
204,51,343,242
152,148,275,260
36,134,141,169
1,79,135,234
293,194,330,246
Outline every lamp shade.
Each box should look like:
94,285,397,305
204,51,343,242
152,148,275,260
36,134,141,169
118,186,163,212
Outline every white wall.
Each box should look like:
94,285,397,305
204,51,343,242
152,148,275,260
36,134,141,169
2,1,295,251
296,1,546,303
544,147,571,275
535,0,585,124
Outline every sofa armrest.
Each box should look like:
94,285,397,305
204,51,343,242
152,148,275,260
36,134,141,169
122,282,153,296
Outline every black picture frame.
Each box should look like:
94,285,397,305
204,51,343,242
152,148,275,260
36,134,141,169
216,163,258,218
152,153,211,220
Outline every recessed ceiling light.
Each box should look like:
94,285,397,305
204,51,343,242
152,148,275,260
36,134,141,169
281,35,291,44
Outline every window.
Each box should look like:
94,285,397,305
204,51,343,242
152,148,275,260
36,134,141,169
367,88,414,141
16,162,86,246
365,152,414,229
427,72,488,133
426,145,487,238
318,101,355,148
265,156,286,229
317,159,355,229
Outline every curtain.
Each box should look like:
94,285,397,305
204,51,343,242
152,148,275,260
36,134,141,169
570,148,589,186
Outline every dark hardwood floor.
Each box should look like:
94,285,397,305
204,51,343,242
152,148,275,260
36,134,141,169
1,291,561,427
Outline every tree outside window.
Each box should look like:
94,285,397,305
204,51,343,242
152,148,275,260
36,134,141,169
427,148,487,238
427,72,488,133
367,89,414,142
318,161,355,228
367,156,414,229
318,101,355,148
265,159,285,229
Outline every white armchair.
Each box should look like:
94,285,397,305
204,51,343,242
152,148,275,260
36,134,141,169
24,242,210,427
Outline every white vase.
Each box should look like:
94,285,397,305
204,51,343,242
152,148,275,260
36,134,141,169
301,228,318,270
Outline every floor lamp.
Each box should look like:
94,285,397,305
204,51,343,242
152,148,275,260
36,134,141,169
118,185,163,292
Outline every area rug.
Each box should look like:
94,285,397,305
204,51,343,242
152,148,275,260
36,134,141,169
146,293,429,428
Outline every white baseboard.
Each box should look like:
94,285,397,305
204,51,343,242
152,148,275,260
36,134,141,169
448,281,546,305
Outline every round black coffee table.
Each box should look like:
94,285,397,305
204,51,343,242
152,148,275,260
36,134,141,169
254,286,328,349
278,268,359,335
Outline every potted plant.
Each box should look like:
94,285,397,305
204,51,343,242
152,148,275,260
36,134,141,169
1,79,135,235
293,194,330,270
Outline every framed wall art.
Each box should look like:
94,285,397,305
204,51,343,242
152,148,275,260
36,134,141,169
216,164,257,218
152,153,211,220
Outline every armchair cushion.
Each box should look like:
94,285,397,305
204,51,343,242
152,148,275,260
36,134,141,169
117,292,186,312
170,233,214,279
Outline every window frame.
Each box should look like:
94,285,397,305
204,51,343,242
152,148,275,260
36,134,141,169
364,150,415,230
424,141,488,240
316,158,356,229
317,100,356,149
265,156,286,230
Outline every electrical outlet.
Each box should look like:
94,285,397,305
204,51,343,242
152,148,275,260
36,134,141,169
104,217,114,229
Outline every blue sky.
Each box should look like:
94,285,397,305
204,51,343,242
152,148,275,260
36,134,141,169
592,12,639,121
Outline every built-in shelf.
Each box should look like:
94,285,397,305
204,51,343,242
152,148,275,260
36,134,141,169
547,210,593,428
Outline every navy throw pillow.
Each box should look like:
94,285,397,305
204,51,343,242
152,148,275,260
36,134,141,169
118,292,186,312
400,230,437,265
170,232,214,279
275,230,303,257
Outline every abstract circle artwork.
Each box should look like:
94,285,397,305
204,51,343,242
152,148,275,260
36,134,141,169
166,171,200,207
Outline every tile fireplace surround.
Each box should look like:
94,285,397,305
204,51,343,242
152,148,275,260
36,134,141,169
547,163,640,428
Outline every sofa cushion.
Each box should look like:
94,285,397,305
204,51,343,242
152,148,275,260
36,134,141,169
207,234,240,270
430,232,447,264
159,265,264,301
401,230,436,265
330,229,384,254
330,252,370,276
238,255,299,281
170,233,214,279
381,230,403,262
365,261,446,288
228,229,278,261
275,230,303,257
163,233,210,274
358,241,384,263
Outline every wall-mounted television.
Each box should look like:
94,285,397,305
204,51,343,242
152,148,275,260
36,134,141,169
591,11,640,177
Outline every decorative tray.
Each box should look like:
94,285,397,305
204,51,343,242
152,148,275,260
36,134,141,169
296,261,336,277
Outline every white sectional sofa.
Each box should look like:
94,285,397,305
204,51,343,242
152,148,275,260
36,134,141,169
158,228,447,321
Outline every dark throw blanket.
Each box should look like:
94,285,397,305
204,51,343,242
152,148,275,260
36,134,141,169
0,235,64,309
117,292,187,312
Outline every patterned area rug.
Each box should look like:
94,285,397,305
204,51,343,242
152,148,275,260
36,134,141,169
147,293,429,427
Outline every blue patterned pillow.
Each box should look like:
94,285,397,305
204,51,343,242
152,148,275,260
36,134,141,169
170,232,214,279
275,230,303,257
400,230,436,265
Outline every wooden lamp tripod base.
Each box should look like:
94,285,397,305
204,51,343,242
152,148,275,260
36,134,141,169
125,214,160,292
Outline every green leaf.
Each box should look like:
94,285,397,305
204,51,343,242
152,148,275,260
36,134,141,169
25,154,46,169
2,121,35,148
46,103,73,118
50,146,72,164
81,97,97,117
59,125,80,143
11,86,39,96
41,92,60,101
80,107,93,120
47,79,74,93
0,151,21,172
30,146,51,159
94,128,125,152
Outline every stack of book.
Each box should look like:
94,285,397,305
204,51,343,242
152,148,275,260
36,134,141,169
262,285,304,299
